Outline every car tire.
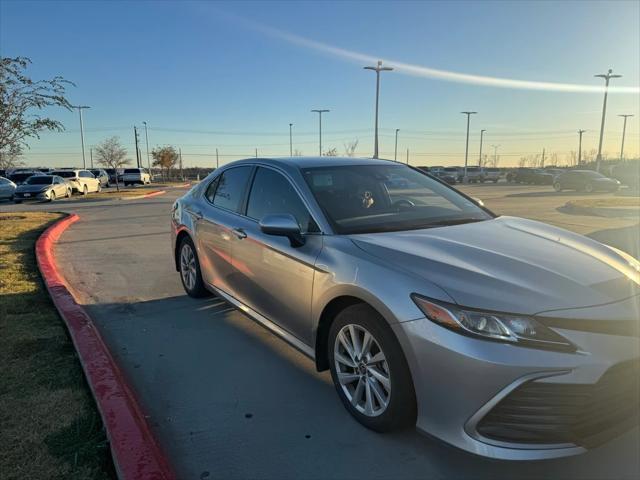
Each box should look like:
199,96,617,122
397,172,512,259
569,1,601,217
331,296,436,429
584,183,594,193
97,183,102,193
14,199,21,204
66,188,71,198
178,236,209,298
49,191,56,202
328,303,417,433
553,182,562,192
82,184,88,195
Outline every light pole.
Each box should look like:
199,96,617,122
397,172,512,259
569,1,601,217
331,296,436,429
594,69,622,171
289,123,293,156
618,114,633,161
142,121,151,172
394,129,399,161
461,111,477,182
311,109,329,156
364,60,393,159
577,130,586,165
491,145,500,167
72,105,90,169
478,129,486,167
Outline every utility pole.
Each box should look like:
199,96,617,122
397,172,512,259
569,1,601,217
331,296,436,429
134,126,141,168
594,69,622,171
311,109,329,156
90,148,93,169
142,121,151,171
216,148,219,169
478,129,486,167
364,60,393,159
289,123,293,156
618,114,633,161
541,148,546,168
577,130,586,165
461,111,477,183
72,105,90,169
255,148,258,158
394,129,399,161
179,148,184,181
406,148,409,165
491,145,500,167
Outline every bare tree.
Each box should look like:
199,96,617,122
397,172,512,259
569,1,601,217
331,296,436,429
293,149,303,156
489,154,500,168
152,145,179,180
95,136,130,191
0,144,23,169
518,157,527,168
567,151,577,166
0,57,74,157
343,139,359,157
323,147,338,157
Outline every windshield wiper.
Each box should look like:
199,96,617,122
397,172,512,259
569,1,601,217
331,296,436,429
422,218,487,227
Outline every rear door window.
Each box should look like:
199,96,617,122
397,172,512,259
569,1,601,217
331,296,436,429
211,166,253,213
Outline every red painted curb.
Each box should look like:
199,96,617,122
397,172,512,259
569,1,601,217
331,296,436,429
123,190,166,200
36,214,175,480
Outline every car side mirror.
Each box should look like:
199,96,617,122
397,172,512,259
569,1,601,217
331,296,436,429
259,213,305,247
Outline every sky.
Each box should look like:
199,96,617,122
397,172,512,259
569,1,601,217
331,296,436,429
1,0,639,168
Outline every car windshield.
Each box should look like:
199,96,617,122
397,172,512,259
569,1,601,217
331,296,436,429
53,171,76,178
581,171,606,178
302,164,492,234
124,169,140,174
90,170,101,175
26,176,53,185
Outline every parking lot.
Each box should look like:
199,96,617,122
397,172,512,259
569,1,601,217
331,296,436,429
1,181,638,479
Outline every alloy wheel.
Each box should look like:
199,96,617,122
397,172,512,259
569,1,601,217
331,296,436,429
180,243,197,291
334,324,391,417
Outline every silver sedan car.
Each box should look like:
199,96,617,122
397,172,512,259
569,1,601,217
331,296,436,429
171,157,639,460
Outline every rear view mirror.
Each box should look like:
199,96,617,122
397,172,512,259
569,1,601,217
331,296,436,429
259,214,305,247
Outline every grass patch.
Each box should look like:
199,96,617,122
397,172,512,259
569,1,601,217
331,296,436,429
567,198,639,208
0,212,114,480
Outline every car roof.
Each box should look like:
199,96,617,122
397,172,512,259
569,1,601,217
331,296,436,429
224,156,399,171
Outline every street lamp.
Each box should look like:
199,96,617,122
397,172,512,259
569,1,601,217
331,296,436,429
289,123,293,156
478,129,486,167
594,69,622,171
394,129,400,161
618,114,633,161
364,60,393,159
142,121,151,172
577,130,586,165
311,109,329,156
72,105,90,169
461,111,477,182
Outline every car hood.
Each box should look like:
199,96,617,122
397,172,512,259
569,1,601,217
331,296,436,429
350,216,640,316
16,184,50,192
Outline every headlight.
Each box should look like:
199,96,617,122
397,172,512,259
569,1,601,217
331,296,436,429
411,295,576,352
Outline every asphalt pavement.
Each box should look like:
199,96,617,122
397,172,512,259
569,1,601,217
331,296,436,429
1,184,638,479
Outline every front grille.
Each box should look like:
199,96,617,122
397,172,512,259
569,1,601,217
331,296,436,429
477,360,640,448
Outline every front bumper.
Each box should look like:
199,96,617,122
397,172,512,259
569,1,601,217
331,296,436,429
14,191,49,201
392,316,640,460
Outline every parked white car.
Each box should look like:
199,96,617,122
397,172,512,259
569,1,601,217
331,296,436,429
479,167,501,183
51,169,101,194
122,168,151,186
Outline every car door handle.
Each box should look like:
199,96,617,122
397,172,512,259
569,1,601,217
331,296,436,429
232,228,247,239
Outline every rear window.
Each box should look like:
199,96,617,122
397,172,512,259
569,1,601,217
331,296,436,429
211,166,253,212
52,171,76,178
124,169,141,174
444,168,458,172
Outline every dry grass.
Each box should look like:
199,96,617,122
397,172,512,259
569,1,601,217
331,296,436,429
567,198,640,209
0,212,113,480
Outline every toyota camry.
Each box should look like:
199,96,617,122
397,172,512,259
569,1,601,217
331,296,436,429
171,157,639,460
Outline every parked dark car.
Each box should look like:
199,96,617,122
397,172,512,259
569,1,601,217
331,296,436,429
553,170,620,193
90,168,110,187
8,171,44,185
432,170,457,184
102,168,122,185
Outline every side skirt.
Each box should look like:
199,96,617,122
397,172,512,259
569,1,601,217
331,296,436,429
207,283,316,360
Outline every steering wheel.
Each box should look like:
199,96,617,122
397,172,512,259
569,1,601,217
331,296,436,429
391,199,415,211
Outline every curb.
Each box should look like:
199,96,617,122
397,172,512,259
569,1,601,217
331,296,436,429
562,202,640,218
36,214,175,480
122,190,167,200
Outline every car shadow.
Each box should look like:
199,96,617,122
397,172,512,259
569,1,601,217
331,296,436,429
83,293,640,480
